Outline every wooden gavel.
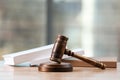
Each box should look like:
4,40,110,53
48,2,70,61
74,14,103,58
50,35,106,70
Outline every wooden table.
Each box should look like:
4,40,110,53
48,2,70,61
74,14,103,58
0,61,120,80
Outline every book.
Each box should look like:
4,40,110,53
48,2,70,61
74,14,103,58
2,44,84,65
30,57,117,68
62,57,117,68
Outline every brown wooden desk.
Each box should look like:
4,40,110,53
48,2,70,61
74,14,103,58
0,61,120,80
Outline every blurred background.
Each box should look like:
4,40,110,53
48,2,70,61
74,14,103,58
0,0,119,61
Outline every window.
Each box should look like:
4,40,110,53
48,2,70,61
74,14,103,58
0,0,119,61
0,0,46,59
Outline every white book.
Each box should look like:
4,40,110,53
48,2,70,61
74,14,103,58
3,43,84,65
3,44,54,65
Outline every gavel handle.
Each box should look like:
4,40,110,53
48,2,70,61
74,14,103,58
65,50,106,70
73,54,106,69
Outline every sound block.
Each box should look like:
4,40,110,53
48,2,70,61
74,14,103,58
38,62,73,72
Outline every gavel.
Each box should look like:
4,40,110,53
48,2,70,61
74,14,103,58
50,35,106,70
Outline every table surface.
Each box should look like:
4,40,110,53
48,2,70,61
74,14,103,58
0,61,120,80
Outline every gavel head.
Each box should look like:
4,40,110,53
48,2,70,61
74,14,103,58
50,35,68,64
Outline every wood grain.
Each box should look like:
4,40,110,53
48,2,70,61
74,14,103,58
0,61,119,80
